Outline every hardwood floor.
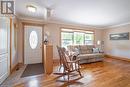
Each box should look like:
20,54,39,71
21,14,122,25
1,58,130,87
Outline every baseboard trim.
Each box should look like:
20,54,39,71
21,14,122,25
11,63,19,74
11,63,24,74
105,55,130,62
53,55,130,64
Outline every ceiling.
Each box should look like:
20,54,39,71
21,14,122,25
15,0,130,28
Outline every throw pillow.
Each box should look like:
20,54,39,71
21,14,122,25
74,48,80,54
93,48,99,53
98,48,104,53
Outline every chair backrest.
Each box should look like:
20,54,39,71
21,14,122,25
57,46,70,70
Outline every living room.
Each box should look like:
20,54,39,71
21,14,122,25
0,0,130,87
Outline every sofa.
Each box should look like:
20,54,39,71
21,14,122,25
67,45,104,64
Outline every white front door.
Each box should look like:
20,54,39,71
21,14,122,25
24,25,43,64
0,17,10,84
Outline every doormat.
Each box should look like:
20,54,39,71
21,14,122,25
21,63,44,78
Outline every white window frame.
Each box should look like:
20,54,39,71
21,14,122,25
61,28,95,47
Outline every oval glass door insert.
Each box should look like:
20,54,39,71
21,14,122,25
29,31,38,49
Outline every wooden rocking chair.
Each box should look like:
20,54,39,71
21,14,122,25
57,46,83,82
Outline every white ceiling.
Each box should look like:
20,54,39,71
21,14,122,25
15,0,130,28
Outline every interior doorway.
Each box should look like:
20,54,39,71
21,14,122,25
24,25,43,64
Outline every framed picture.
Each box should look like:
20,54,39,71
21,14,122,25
110,32,129,40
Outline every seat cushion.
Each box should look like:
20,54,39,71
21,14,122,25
77,53,104,60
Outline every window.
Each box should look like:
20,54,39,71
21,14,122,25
61,28,94,48
29,31,38,49
61,32,73,47
85,33,94,45
74,32,84,45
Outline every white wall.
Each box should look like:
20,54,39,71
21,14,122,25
103,24,130,59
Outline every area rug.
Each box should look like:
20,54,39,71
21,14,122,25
21,63,44,78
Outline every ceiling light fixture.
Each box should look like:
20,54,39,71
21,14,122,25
27,5,37,13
